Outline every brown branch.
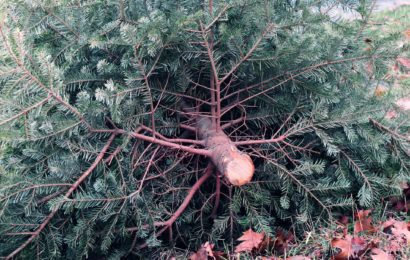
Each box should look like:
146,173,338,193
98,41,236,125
200,18,219,128
155,164,213,227
0,96,51,127
221,116,246,130
180,124,197,132
149,87,212,105
138,125,205,145
128,131,211,157
369,118,410,142
125,163,213,233
0,183,71,203
0,95,51,125
205,4,230,31
134,147,160,194
234,135,286,145
134,46,157,134
211,174,221,218
5,134,116,259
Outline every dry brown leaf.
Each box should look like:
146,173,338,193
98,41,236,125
354,210,375,234
234,228,265,253
382,218,397,230
396,97,410,111
331,235,367,260
273,230,294,254
385,110,397,120
370,248,394,260
391,221,410,244
404,29,410,39
286,256,311,260
397,57,410,69
374,85,388,97
190,242,215,260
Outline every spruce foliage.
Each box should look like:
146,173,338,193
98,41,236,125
0,0,409,258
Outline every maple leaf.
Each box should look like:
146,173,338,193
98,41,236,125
370,248,394,260
273,229,294,254
397,57,410,69
354,209,375,234
331,235,367,260
404,29,410,40
234,229,265,253
385,110,397,120
374,85,388,98
390,221,410,244
190,242,215,260
337,216,349,225
396,97,410,111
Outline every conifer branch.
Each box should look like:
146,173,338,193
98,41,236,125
258,151,332,217
125,163,213,233
0,24,89,128
221,55,379,105
370,118,410,142
340,150,372,190
0,95,51,127
5,134,116,259
219,23,274,85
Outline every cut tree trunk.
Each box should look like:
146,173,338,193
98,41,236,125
197,116,254,186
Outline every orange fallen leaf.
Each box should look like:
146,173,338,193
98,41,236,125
404,29,410,39
190,242,215,260
273,229,294,254
354,210,375,234
390,221,410,244
338,215,349,225
396,97,410,111
370,248,394,260
397,57,410,69
331,235,367,260
385,110,397,120
234,228,265,253
374,85,388,97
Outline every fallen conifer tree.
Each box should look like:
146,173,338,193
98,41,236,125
0,0,409,258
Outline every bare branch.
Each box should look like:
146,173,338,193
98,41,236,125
128,131,211,157
205,5,230,31
125,163,213,233
234,135,286,145
221,116,245,130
